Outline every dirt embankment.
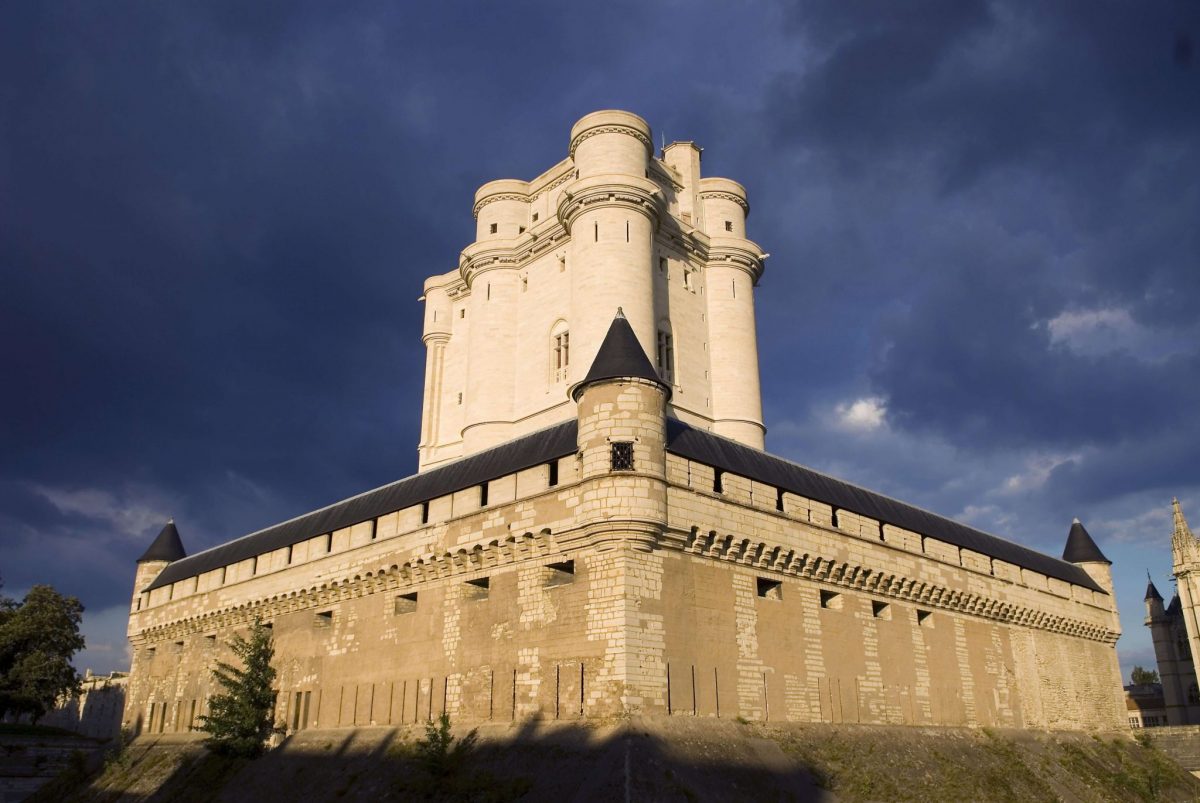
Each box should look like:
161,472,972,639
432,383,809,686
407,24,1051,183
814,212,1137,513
29,718,1200,803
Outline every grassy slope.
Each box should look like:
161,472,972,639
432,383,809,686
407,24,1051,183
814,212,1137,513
31,719,1200,803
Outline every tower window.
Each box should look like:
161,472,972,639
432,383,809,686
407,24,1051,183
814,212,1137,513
314,610,333,628
285,545,293,565
489,223,497,234
464,577,490,601
460,309,465,319
552,329,570,382
713,470,724,494
725,220,733,232
479,482,489,507
611,442,635,471
594,221,599,242
872,601,891,620
395,592,418,614
420,501,430,525
820,590,842,610
532,212,539,222
757,578,782,600
519,226,526,234
626,220,630,242
548,461,559,487
656,331,673,377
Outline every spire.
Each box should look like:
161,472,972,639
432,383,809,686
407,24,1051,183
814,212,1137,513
1145,572,1164,602
137,519,187,563
571,310,671,401
1062,518,1110,564
1174,498,1194,543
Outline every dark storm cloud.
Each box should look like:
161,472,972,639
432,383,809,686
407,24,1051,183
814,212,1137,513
1,1,1197,678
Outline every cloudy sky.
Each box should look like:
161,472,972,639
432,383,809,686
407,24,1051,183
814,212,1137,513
2,1,1197,681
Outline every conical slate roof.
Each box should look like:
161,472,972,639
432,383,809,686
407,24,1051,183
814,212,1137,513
571,309,671,401
1062,518,1109,564
1145,577,1164,602
1168,594,1183,616
138,519,187,563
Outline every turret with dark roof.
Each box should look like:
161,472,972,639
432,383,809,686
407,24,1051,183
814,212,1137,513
1062,518,1110,564
1146,576,1164,602
571,309,671,402
138,519,187,564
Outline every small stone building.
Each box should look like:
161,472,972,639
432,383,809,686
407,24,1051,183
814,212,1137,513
123,111,1126,735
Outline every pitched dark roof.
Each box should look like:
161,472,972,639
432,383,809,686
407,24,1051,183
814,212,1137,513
1062,519,1110,564
146,417,1103,595
1145,579,1164,602
664,420,1105,593
138,520,187,563
1168,594,1182,616
145,420,578,590
571,310,670,401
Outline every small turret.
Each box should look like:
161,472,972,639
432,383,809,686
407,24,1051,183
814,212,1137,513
1063,518,1118,635
572,310,671,551
1146,573,1166,622
130,519,186,618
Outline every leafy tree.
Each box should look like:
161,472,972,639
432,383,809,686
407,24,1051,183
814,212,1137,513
0,584,85,722
1131,666,1160,685
197,617,277,757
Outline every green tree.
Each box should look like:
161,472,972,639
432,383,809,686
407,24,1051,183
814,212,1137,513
1131,666,1160,685
197,618,277,757
0,584,85,722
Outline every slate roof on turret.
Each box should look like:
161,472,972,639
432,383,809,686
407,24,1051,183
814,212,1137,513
1145,579,1164,602
571,309,670,401
145,418,1103,594
138,520,186,563
1168,594,1183,616
1062,518,1110,564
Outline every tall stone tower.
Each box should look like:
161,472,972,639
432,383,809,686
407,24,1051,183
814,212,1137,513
1145,574,1200,725
1165,499,1200,721
417,110,768,470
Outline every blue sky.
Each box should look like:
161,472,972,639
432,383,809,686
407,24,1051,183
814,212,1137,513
2,1,1197,682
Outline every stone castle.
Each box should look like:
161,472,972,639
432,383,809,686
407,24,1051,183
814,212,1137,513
1144,500,1200,724
123,110,1126,736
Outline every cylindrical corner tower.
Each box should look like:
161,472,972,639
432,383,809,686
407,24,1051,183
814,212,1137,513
560,111,663,379
474,179,531,241
701,178,766,449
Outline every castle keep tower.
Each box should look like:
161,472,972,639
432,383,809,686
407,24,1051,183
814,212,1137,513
124,111,1125,736
419,110,767,471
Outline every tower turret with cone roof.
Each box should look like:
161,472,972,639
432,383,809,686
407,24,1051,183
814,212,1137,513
129,519,187,629
1062,518,1119,638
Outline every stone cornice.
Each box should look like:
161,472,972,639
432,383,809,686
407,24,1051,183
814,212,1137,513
704,237,765,282
555,178,665,234
698,189,750,216
458,229,570,288
670,524,1117,644
568,124,653,159
472,192,529,220
135,529,561,644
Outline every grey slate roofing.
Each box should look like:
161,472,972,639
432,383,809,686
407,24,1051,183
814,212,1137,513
146,416,1104,594
1168,594,1182,616
571,309,671,401
138,520,186,563
1146,578,1164,602
664,419,1104,593
145,420,578,590
1061,519,1110,565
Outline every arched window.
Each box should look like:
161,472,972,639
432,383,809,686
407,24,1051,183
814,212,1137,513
656,325,674,381
550,320,570,383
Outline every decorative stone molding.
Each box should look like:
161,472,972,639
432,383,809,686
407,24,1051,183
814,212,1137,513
698,190,750,216
705,241,765,282
555,181,665,233
138,530,559,643
472,192,530,220
568,124,653,159
674,525,1116,644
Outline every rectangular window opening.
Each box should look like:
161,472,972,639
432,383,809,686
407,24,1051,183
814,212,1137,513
420,501,430,525
611,441,635,471
519,226,526,234
314,610,333,628
713,469,724,494
548,460,559,487
819,590,842,610
545,560,575,588
776,488,785,512
459,309,465,319
324,533,332,553
917,609,933,627
395,592,418,614
489,223,497,234
626,220,630,242
594,222,599,242
532,212,539,222
173,640,184,653
725,220,733,232
479,482,489,507
464,577,490,601
204,635,216,649
756,577,783,600
285,545,293,565
872,601,891,620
